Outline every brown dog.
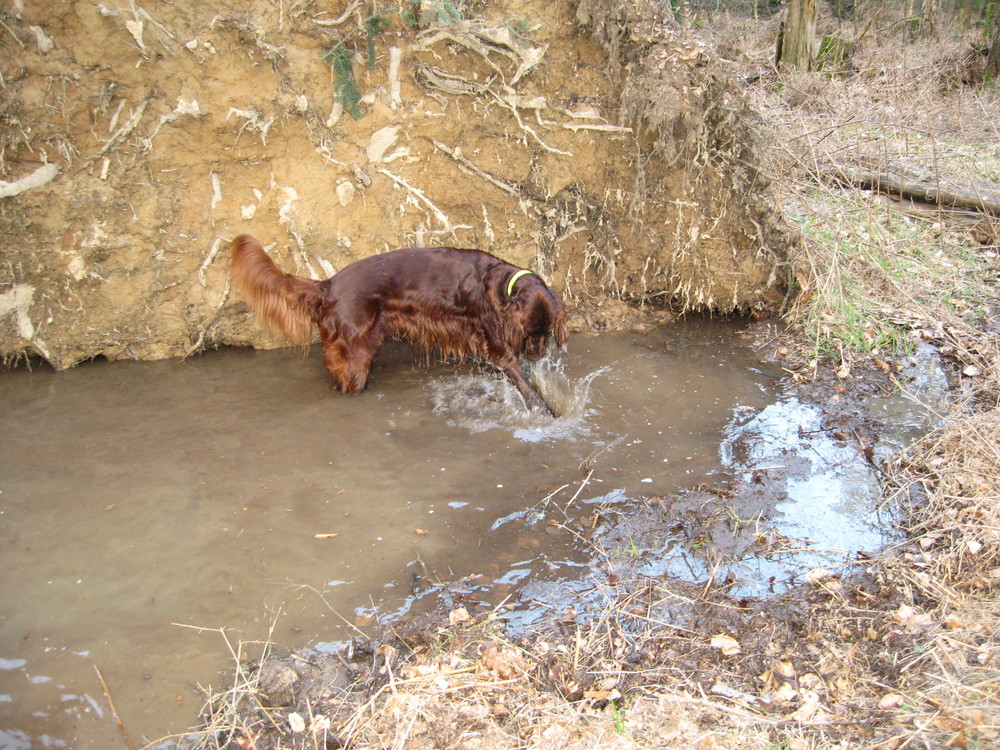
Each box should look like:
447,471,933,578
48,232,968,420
229,235,568,414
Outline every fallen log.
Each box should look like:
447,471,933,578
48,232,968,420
827,164,1000,216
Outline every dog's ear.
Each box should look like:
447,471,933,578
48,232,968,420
527,287,569,344
553,305,569,350
541,288,568,350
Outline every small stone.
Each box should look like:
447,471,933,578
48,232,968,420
288,711,306,733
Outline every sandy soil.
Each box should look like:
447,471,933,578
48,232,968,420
0,0,789,369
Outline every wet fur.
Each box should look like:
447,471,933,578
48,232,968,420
229,234,568,413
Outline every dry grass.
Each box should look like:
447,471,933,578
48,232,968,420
709,8,1000,748
707,11,1000,397
873,408,1000,749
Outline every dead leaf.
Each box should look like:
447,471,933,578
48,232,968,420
788,689,829,722
449,607,471,625
918,534,939,550
762,660,797,692
799,673,821,690
710,634,741,656
541,724,571,744
774,659,796,680
480,642,529,679
376,643,399,667
806,568,832,585
894,604,934,631
878,693,905,710
773,682,799,702
310,714,331,733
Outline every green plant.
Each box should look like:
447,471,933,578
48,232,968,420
321,41,362,119
426,0,462,24
364,11,393,70
626,536,641,558
321,3,466,119
400,0,421,26
613,536,641,559
727,507,761,536
506,15,534,44
610,698,627,736
434,627,457,654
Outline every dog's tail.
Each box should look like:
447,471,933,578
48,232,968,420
229,234,324,345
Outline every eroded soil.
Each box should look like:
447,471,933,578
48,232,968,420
0,0,788,369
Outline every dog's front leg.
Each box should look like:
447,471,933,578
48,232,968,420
497,357,556,417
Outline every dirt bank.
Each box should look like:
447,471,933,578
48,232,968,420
0,0,790,369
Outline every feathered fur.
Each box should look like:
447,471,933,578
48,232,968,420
230,235,321,345
229,234,568,414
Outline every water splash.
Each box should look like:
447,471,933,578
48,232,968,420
428,355,608,443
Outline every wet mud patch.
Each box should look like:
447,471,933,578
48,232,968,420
1,318,776,748
0,320,948,749
428,394,901,640
486,341,954,637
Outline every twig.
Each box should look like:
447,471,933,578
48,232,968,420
563,468,594,511
0,16,25,48
561,122,632,135
94,665,136,750
197,237,224,287
490,91,572,156
97,98,150,159
433,141,522,199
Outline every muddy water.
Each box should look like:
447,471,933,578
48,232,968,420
2,320,778,747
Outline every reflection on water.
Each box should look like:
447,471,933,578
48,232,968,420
720,397,894,593
0,319,776,748
497,393,903,635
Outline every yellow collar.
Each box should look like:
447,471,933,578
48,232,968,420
506,269,533,297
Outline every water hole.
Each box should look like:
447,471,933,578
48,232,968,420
0,319,896,748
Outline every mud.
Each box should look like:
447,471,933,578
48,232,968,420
1,318,781,749
146,330,951,750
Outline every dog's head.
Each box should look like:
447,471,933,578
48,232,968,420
503,274,569,361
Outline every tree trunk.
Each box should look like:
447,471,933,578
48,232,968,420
778,0,818,71
828,163,1000,216
988,1,1000,80
924,0,939,37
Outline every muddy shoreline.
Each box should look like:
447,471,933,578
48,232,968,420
167,323,957,750
2,316,780,748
